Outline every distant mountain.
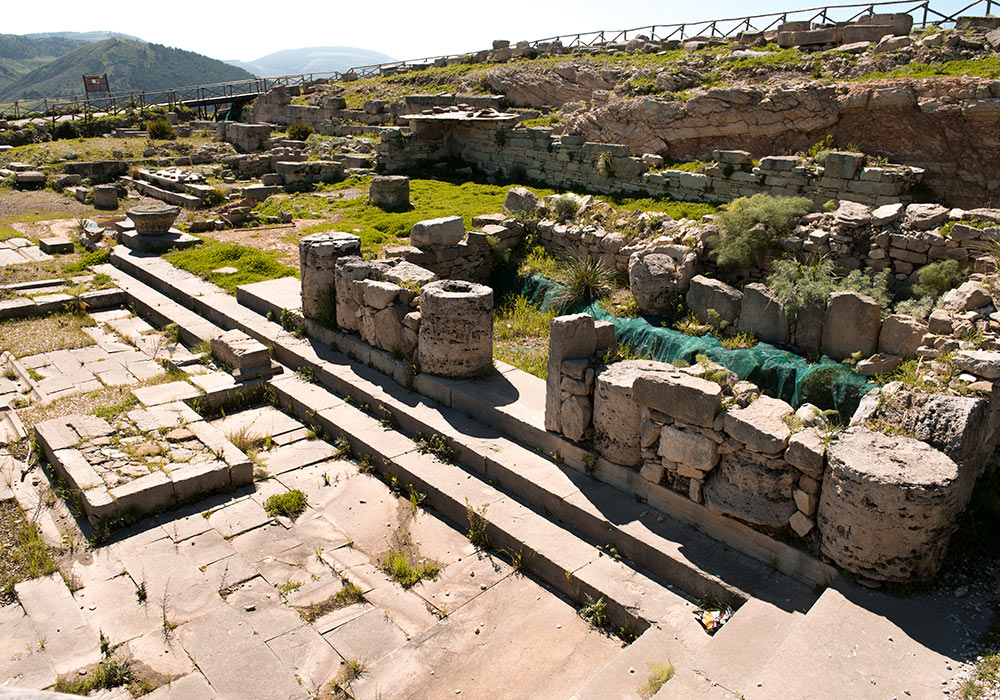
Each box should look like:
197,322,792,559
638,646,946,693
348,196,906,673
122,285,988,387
0,37,253,100
24,31,144,43
228,46,395,77
0,33,87,92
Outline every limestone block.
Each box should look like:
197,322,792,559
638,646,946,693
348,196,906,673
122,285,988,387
545,314,597,433
904,202,949,230
686,275,743,325
953,350,1000,379
334,256,386,331
418,280,492,378
640,461,665,484
877,314,927,358
823,152,865,180
793,302,824,354
821,291,881,361
724,395,793,454
703,449,798,528
632,368,721,428
941,281,992,312
793,488,818,515
503,186,541,213
411,216,465,248
871,202,904,225
369,175,410,211
300,232,362,323
738,283,789,344
594,361,668,467
629,244,698,314
927,308,953,335
373,305,410,354
658,425,718,470
833,200,871,228
210,329,269,373
561,394,592,442
789,511,814,537
93,185,119,210
818,427,969,582
362,280,402,310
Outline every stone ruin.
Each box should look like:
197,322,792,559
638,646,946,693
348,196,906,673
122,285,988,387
119,203,199,254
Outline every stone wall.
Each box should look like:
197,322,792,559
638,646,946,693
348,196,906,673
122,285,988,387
377,122,925,207
543,313,993,582
384,213,524,282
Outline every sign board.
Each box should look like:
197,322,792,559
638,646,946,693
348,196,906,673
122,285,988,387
83,74,110,95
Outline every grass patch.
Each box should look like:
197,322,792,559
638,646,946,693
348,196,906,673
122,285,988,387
601,194,718,219
53,656,153,696
272,177,554,252
379,549,441,588
493,294,556,379
0,500,59,599
857,55,1000,81
297,578,366,622
0,135,214,170
639,661,676,698
226,426,273,457
0,311,95,358
263,490,308,520
163,239,297,294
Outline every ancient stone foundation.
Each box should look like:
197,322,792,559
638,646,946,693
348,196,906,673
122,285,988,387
418,280,494,378
299,232,362,323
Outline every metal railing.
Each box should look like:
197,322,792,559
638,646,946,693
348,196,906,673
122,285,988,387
0,0,993,121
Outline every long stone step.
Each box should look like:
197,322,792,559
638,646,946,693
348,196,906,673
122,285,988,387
106,248,818,608
265,369,704,646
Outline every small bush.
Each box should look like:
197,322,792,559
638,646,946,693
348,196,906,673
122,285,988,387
146,118,176,140
517,245,559,278
548,194,580,221
264,490,308,519
553,253,616,310
713,194,811,269
838,269,892,310
767,258,891,317
913,259,967,298
287,122,314,141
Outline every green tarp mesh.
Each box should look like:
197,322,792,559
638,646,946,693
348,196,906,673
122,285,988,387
495,270,874,419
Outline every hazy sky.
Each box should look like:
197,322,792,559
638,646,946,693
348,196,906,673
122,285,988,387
6,0,982,64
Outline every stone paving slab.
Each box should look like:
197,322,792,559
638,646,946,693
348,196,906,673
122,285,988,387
142,670,217,700
14,574,102,676
196,636,310,700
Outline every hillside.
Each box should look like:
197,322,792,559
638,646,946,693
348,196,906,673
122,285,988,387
24,31,143,43
228,46,395,77
0,37,253,100
0,33,86,92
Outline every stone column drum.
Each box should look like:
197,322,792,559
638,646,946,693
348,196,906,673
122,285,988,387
299,232,361,324
418,280,493,378
817,426,970,582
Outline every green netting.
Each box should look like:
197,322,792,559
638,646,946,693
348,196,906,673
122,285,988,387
494,270,875,419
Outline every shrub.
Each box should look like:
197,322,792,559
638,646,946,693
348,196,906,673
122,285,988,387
553,254,616,310
547,194,579,221
766,257,891,316
264,490,308,519
913,259,967,298
713,194,811,269
287,122,314,141
146,118,176,140
766,257,838,317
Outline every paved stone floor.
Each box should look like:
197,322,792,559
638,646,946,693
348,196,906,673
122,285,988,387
1,405,621,699
14,308,195,403
0,237,52,266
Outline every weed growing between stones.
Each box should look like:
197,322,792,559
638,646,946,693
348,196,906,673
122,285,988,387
226,426,272,458
465,498,490,549
264,490,308,520
326,658,367,699
415,432,454,463
578,594,609,628
53,655,153,696
380,549,440,588
0,500,59,601
296,578,365,622
639,661,676,699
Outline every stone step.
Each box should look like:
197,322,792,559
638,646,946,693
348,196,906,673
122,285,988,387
110,247,808,606
674,598,805,697
108,247,827,605
266,370,704,642
651,668,740,699
742,586,958,700
570,624,709,700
